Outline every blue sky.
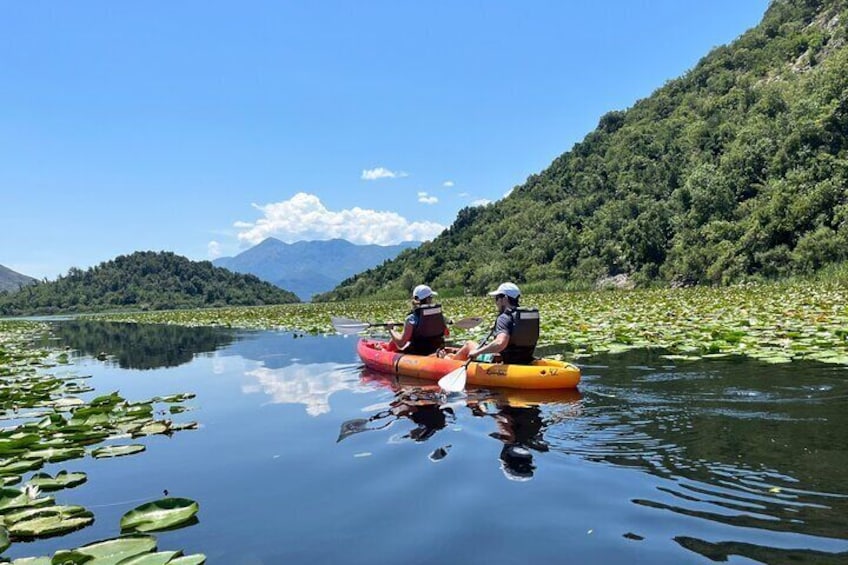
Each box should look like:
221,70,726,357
1,1,769,280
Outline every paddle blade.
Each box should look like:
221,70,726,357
330,317,369,335
453,317,484,330
438,365,468,393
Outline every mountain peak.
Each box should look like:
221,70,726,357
213,239,419,300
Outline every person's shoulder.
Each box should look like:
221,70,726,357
406,313,417,324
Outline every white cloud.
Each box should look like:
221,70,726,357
443,180,454,187
471,199,492,207
417,191,438,205
361,167,408,180
235,192,446,246
458,192,470,198
503,187,515,198
207,240,222,259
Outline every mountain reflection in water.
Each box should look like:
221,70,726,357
52,320,236,369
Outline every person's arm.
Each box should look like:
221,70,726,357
390,319,414,348
470,332,509,357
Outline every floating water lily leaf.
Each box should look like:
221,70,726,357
28,446,86,463
9,556,51,564
0,432,40,454
136,421,171,436
0,457,44,475
167,555,206,565
113,550,180,565
92,444,146,459
53,534,157,565
120,498,199,533
7,506,94,538
169,422,198,432
155,394,196,403
28,471,88,491
0,525,9,552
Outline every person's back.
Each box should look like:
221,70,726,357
405,302,447,355
389,285,448,356
498,307,539,364
450,282,539,365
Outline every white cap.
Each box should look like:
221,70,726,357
487,282,521,299
412,284,437,300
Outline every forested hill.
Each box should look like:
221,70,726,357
0,251,299,315
319,0,848,301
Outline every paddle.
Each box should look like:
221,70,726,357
438,329,494,393
331,316,483,335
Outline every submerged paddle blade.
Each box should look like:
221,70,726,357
330,317,369,335
453,317,484,330
438,365,468,393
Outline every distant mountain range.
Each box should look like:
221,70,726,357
213,238,419,300
0,264,36,293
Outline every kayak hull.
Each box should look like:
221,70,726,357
356,339,580,390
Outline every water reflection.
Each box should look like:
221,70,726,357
242,362,357,416
342,369,584,480
53,320,235,369
545,347,848,561
44,322,848,562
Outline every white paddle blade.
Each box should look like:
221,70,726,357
438,365,467,393
453,316,484,330
330,317,369,335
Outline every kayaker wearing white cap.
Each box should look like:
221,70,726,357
451,282,540,364
389,284,449,355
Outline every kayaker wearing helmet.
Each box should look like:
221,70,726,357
388,284,449,355
451,282,539,364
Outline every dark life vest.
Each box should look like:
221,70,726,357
501,307,539,364
406,304,447,355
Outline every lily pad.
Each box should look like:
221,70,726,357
92,444,146,459
9,557,51,565
167,556,206,565
120,498,199,533
0,526,9,552
27,446,86,463
6,506,94,539
53,534,157,565
113,551,180,565
27,471,88,491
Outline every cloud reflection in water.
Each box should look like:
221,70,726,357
242,362,358,416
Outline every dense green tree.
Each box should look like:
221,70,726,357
0,251,299,315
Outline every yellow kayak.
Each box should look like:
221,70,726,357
357,339,581,390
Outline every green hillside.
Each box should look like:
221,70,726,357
319,0,848,301
0,251,299,315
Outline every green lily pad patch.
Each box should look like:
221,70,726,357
53,534,158,565
27,471,87,491
120,497,199,533
5,505,94,539
92,444,146,459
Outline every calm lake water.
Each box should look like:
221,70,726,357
7,321,848,564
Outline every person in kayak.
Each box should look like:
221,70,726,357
450,282,539,364
388,284,449,355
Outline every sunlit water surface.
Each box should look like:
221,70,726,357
7,321,848,564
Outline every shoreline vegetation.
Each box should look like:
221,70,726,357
51,279,848,366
